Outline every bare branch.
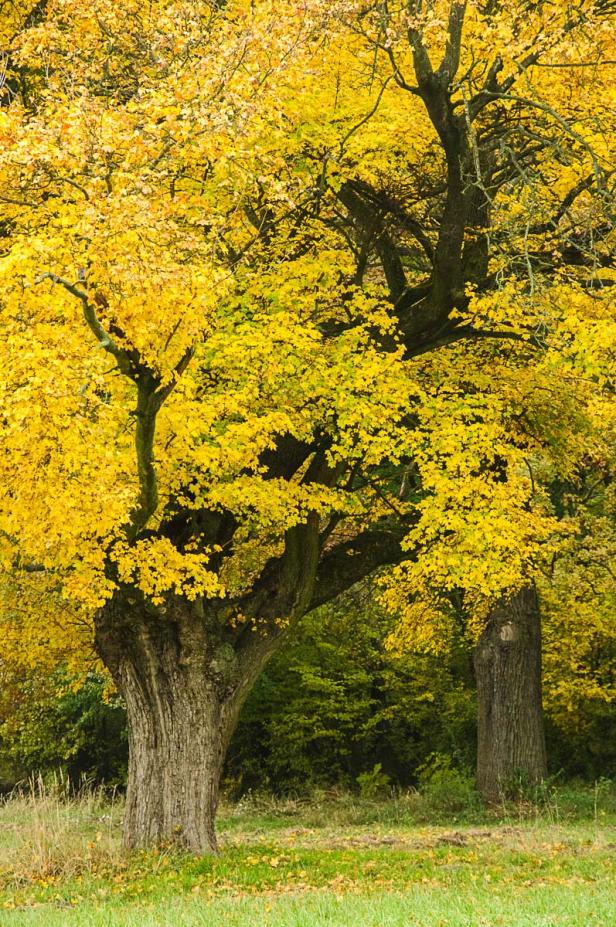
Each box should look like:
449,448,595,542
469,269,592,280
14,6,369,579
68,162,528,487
438,1,468,83
36,273,194,540
404,322,544,359
36,272,131,374
309,523,408,611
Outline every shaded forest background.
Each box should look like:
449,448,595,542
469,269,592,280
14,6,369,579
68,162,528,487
2,586,613,796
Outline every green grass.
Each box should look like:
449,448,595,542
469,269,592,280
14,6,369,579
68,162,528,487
0,784,614,925
2,885,615,927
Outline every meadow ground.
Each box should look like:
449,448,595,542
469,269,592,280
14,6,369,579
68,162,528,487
0,783,614,926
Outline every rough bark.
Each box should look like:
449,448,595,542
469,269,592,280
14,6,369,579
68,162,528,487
474,585,547,802
94,594,270,853
120,661,228,853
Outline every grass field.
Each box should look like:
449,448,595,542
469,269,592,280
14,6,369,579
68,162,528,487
0,783,614,925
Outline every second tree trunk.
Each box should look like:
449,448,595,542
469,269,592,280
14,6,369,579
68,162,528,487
474,585,547,803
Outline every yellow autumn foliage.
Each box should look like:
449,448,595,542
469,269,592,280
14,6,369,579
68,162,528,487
0,0,614,680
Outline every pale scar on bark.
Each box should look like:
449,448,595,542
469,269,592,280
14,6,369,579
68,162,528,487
499,621,517,642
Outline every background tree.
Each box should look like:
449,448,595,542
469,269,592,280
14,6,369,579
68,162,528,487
330,0,615,800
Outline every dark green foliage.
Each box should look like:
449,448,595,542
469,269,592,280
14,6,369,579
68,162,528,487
415,754,480,813
0,670,127,789
545,714,616,781
225,593,477,795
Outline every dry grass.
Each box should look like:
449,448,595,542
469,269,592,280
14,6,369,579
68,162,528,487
0,775,123,885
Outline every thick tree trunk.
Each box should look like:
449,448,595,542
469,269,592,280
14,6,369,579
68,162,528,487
474,585,547,803
94,594,269,853
120,659,229,852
